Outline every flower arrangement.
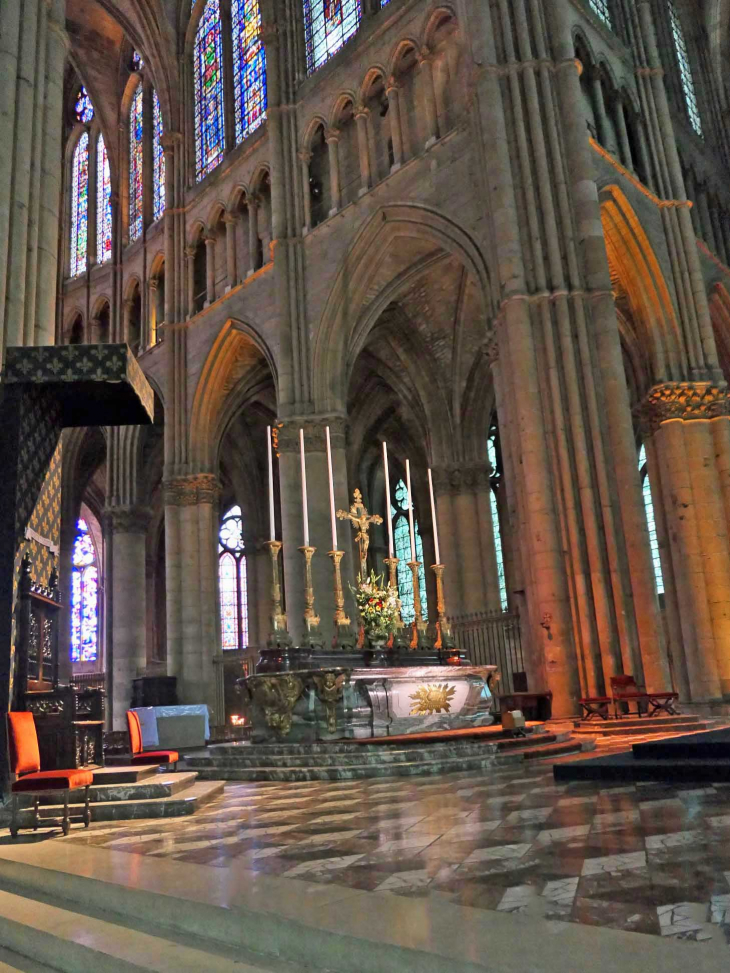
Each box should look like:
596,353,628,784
351,571,400,640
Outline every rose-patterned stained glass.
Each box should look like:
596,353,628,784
71,518,99,663
193,0,226,181
391,479,428,625
96,134,112,264
152,90,165,221
232,0,267,145
129,84,144,241
75,86,94,123
303,0,362,75
70,132,89,278
218,505,249,650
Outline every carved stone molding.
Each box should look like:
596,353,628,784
635,382,730,436
430,465,492,496
277,417,348,453
483,331,499,366
163,474,221,507
103,505,152,535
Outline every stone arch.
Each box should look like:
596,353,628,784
387,37,421,77
190,319,278,471
600,185,685,383
359,66,388,105
422,4,459,47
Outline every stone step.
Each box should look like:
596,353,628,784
16,780,225,825
90,766,160,785
573,719,712,737
16,773,200,809
0,945,58,972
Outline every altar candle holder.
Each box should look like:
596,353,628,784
328,550,354,647
431,562,454,650
407,559,428,649
384,556,404,631
299,545,324,647
264,540,291,646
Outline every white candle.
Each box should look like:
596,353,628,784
383,442,394,558
267,425,275,541
405,459,417,563
428,468,441,565
299,428,310,547
325,426,338,551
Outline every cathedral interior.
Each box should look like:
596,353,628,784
1,0,730,969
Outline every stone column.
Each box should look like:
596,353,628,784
386,80,404,170
417,50,439,146
697,188,716,252
354,108,372,195
224,214,238,290
299,152,312,232
326,129,341,216
248,196,260,276
88,316,103,345
204,236,216,305
104,506,151,729
147,278,158,347
185,246,196,318
590,72,612,151
613,99,633,171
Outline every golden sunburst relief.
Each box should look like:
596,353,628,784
409,684,457,716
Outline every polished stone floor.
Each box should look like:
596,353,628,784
59,760,730,947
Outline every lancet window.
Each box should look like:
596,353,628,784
668,0,702,137
232,0,267,145
193,0,226,181
152,90,166,222
96,134,112,265
391,479,428,625
70,518,99,663
588,0,612,28
70,132,90,278
129,84,144,241
219,505,249,650
488,427,508,611
638,445,665,596
303,0,362,75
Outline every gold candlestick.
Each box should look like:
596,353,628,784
328,550,354,648
430,563,453,650
299,545,323,646
264,540,290,645
407,560,427,649
384,556,404,631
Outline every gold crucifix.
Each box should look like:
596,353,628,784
337,489,383,579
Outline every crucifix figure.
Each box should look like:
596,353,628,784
337,489,383,579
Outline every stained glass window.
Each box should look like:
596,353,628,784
71,519,99,663
232,0,267,145
303,0,362,75
391,479,428,625
218,505,249,650
152,90,165,222
488,430,508,611
70,132,89,278
588,0,612,28
132,50,144,70
380,0,391,5
75,86,94,124
668,0,702,137
96,134,112,265
129,84,144,242
639,445,665,596
193,0,226,181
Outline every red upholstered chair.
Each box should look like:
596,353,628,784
126,710,178,768
7,712,92,838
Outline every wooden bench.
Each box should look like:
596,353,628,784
610,675,679,718
578,696,612,721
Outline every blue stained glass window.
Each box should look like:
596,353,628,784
129,84,144,241
96,134,112,264
588,0,612,28
303,0,362,75
391,479,428,625
218,505,249,650
70,132,89,278
132,50,144,70
487,432,508,611
193,0,226,181
668,0,702,137
152,90,165,222
71,519,99,663
232,0,267,145
639,445,665,596
75,86,94,124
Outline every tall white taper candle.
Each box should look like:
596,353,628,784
383,442,394,558
267,425,276,541
428,468,441,564
299,428,310,547
405,459,416,562
325,426,338,551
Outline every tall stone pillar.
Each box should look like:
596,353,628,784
248,197,260,275
204,236,216,305
417,51,439,146
224,214,238,289
326,130,341,215
386,81,404,170
354,109,371,195
104,506,151,729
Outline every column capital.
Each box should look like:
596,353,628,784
103,505,152,534
325,128,341,144
353,105,370,121
223,212,239,225
417,48,435,66
430,465,492,496
483,331,499,365
204,234,217,247
386,78,400,94
635,381,730,436
298,149,312,163
185,245,197,259
148,277,159,291
163,474,222,507
277,417,348,453
160,132,183,152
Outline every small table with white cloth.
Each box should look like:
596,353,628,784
132,704,210,750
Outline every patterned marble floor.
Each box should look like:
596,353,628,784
60,761,730,946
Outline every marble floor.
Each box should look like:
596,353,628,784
52,758,730,948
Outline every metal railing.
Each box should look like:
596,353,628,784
450,610,525,709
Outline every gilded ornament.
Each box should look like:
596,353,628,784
409,683,457,716
247,674,304,738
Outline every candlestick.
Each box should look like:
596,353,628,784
384,556,404,631
328,549,356,650
267,425,276,541
427,468,440,565
383,442,394,558
299,545,323,646
430,562,452,648
407,558,426,649
325,426,338,552
405,459,416,563
299,428,310,547
263,540,290,645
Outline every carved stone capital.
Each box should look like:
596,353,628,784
163,474,221,507
635,382,730,436
483,331,499,365
325,128,340,144
160,132,182,152
103,505,152,534
430,465,492,496
277,417,348,453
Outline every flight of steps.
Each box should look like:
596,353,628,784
571,714,716,737
182,729,595,782
12,765,225,827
